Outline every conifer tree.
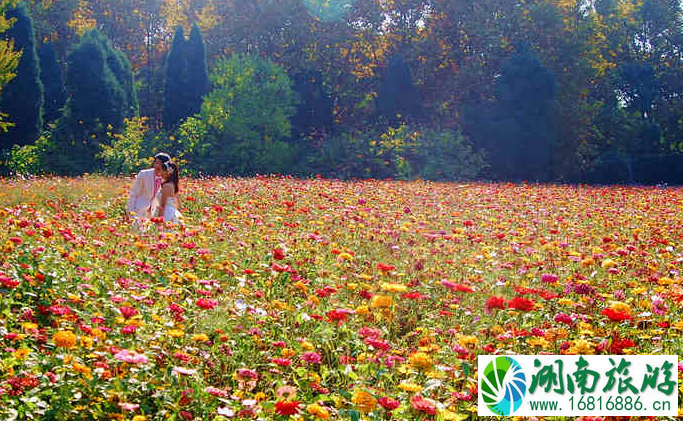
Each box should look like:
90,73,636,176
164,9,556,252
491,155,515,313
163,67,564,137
162,26,187,129
38,41,65,125
185,23,209,117
0,1,43,147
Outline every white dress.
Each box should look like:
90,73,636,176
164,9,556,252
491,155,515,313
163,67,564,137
154,189,182,224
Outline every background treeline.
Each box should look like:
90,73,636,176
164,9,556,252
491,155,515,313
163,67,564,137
0,0,682,183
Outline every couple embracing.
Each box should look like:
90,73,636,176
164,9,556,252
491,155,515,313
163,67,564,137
126,152,182,228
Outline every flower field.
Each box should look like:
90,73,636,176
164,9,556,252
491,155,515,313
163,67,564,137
1,176,682,420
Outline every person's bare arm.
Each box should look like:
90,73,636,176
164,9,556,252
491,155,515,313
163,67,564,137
161,184,174,209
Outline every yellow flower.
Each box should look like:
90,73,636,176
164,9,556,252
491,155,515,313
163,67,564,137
132,416,147,421
22,322,38,332
351,389,377,413
359,274,373,281
254,392,266,401
168,329,184,338
293,281,307,293
307,403,330,419
557,298,574,306
609,301,631,313
53,330,77,348
355,305,369,315
14,348,30,359
338,252,353,261
408,352,433,371
527,337,550,348
458,335,478,348
370,295,393,308
567,339,595,355
192,333,210,342
380,282,407,293
301,341,314,351
398,381,422,393
72,362,92,379
601,258,617,269
672,321,683,330
271,346,291,358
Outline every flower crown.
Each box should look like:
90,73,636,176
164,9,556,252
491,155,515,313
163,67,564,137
162,161,175,175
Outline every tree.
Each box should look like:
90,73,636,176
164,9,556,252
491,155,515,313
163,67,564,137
0,1,43,147
485,46,557,181
376,53,421,125
43,28,136,174
162,25,186,129
38,41,65,125
185,23,209,117
290,69,333,140
179,54,298,174
0,0,20,135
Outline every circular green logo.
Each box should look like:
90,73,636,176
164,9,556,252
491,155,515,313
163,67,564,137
481,356,527,415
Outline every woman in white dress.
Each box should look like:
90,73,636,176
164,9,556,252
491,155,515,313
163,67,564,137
154,161,182,225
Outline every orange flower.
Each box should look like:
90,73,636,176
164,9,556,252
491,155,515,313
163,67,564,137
352,389,377,413
53,330,77,348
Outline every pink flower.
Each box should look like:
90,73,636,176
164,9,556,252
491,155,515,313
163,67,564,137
119,306,138,318
205,386,228,397
196,298,219,309
121,325,138,334
410,394,437,415
378,396,400,410
118,402,139,411
114,349,148,364
541,274,558,283
172,366,197,376
301,351,322,364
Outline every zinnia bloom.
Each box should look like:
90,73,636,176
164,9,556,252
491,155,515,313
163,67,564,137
352,389,377,413
507,296,535,312
485,296,506,311
275,400,300,415
370,295,393,308
301,351,322,364
306,403,330,419
410,395,437,415
53,330,77,348
408,352,433,371
378,396,400,410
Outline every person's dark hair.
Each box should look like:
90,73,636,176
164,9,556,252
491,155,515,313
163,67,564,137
154,152,171,164
162,161,179,193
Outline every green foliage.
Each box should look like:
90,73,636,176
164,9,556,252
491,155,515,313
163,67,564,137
174,53,299,175
98,116,150,175
201,53,298,144
304,124,486,181
2,141,40,175
38,41,65,125
185,23,209,117
376,53,421,125
162,26,187,130
44,28,138,174
484,47,557,181
0,1,43,148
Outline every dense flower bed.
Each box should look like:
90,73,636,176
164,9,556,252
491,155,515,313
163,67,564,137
0,176,681,420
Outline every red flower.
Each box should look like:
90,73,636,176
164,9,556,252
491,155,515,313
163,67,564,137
485,296,506,311
410,395,437,415
119,306,138,319
376,262,395,272
378,396,400,410
507,296,535,312
275,400,301,415
601,308,632,322
554,313,574,325
196,298,219,309
326,309,349,324
273,248,285,260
